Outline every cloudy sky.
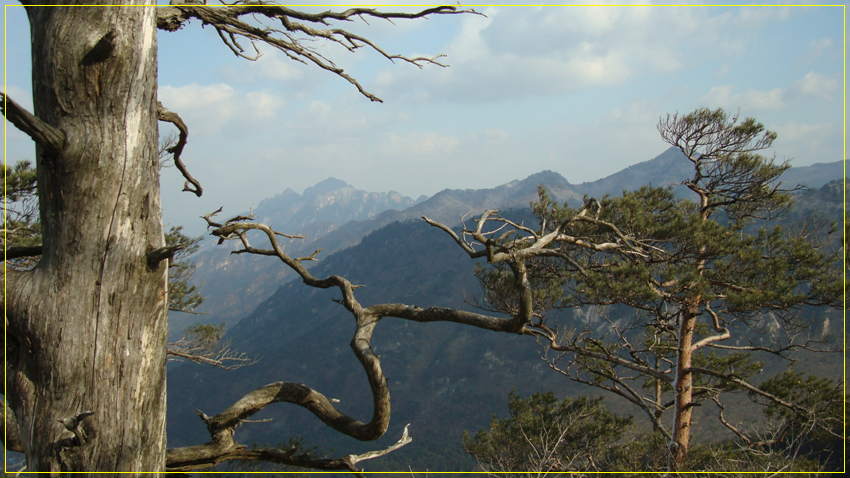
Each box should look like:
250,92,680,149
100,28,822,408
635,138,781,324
3,2,846,235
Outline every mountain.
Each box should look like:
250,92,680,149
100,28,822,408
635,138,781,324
166,150,844,472
305,170,584,258
166,181,843,471
575,147,696,198
167,218,579,472
576,147,843,198
779,161,844,189
173,151,844,336
254,177,422,234
170,180,422,335
172,171,585,334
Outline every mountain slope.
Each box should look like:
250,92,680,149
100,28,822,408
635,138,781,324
576,147,695,198
170,180,421,334
167,166,843,471
174,151,843,336
576,147,843,198
174,171,584,333
167,219,574,472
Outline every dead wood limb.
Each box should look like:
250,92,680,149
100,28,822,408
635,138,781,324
1,91,65,154
156,4,480,102
5,246,43,260
147,244,184,270
156,101,203,196
166,422,411,473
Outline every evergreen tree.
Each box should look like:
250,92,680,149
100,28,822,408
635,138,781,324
471,108,844,471
463,391,635,475
3,160,40,270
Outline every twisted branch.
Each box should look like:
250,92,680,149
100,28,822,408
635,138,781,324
156,4,481,102
157,101,203,196
1,91,65,154
184,199,654,471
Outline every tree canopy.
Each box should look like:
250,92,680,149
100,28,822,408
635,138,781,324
463,107,844,471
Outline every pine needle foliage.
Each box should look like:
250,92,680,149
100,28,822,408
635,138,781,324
473,108,844,471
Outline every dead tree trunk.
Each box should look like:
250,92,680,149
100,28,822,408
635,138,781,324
4,1,168,474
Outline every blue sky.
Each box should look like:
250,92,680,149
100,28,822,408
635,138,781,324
3,2,846,235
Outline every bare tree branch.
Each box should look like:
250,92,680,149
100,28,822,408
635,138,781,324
4,246,43,260
156,4,481,102
156,101,203,196
536,325,673,384
147,244,184,270
1,91,65,154
167,326,257,371
685,367,807,415
167,420,411,473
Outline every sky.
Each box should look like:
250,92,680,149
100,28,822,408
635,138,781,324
3,1,846,235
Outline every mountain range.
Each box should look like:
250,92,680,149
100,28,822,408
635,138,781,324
166,150,844,472
173,148,843,335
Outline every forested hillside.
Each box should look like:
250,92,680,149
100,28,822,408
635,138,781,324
167,155,844,472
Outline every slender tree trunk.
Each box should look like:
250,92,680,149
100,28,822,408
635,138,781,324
669,306,698,471
4,1,167,474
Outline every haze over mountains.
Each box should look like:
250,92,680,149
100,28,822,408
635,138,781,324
173,148,843,334
165,148,844,472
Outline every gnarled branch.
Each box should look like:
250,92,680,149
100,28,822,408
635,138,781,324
4,245,43,260
156,4,481,102
197,202,651,472
147,244,184,270
1,91,65,154
167,421,411,473
157,101,203,196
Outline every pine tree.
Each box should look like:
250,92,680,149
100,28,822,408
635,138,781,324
472,108,844,471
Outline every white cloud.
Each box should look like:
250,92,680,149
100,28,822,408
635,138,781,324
772,121,831,143
715,62,733,77
245,91,285,120
743,88,786,110
807,38,833,58
374,6,795,103
383,131,461,158
702,70,839,112
770,121,836,164
701,85,786,111
158,83,284,136
792,71,839,99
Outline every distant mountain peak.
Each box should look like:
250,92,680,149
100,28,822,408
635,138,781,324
518,170,570,187
303,177,352,197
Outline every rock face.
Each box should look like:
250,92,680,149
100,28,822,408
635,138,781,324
254,177,420,236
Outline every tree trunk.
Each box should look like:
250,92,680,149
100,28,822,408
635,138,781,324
669,307,697,471
4,1,167,474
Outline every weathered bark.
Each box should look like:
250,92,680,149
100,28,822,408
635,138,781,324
4,1,167,474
